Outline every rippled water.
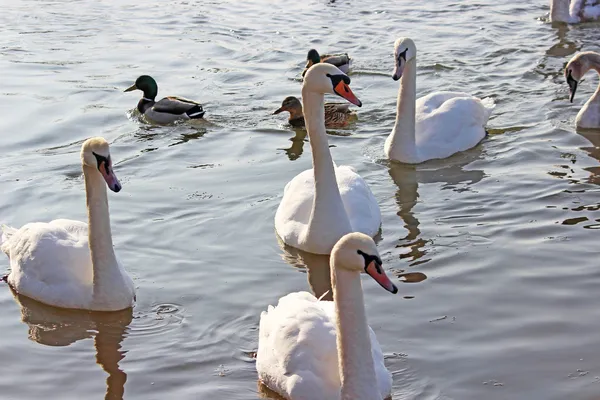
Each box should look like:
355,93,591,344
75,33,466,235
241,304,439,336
2,0,600,399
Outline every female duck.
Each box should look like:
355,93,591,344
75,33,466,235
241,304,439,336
550,0,600,23
385,37,494,164
124,75,205,124
273,96,357,128
257,232,396,400
302,49,351,77
275,64,381,255
1,138,135,311
565,51,600,128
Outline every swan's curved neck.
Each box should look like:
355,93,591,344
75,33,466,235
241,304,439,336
584,54,600,103
301,87,352,249
331,263,380,399
389,58,418,163
550,0,572,22
83,165,119,304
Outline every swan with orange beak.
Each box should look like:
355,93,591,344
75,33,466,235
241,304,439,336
275,63,381,255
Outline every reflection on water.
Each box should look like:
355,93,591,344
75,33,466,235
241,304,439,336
546,23,579,58
278,129,307,161
277,237,332,301
575,127,600,185
10,289,132,400
387,149,485,268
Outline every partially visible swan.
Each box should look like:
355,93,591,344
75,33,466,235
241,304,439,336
275,63,381,255
565,51,600,128
385,37,494,164
1,137,135,311
550,0,600,23
257,232,397,400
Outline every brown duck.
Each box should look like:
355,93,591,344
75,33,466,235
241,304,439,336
273,96,357,128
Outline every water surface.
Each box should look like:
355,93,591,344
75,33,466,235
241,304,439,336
2,0,600,399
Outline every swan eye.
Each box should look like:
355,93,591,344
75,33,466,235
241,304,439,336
92,151,111,171
326,73,351,87
357,250,382,272
397,48,408,62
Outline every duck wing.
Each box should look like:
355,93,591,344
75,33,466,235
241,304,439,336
153,96,204,116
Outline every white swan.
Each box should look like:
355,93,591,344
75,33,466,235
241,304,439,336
257,232,397,400
275,63,381,255
550,0,600,23
1,137,135,311
565,51,600,128
384,37,494,164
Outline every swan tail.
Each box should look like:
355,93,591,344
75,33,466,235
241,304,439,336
480,97,495,117
480,97,495,110
0,224,16,251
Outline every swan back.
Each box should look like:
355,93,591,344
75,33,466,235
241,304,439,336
257,292,392,400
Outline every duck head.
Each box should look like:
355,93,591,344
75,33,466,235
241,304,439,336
124,75,158,100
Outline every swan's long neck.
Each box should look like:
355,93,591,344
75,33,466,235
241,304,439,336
585,54,600,104
83,165,120,304
388,58,418,163
550,0,573,22
302,87,352,248
332,265,380,400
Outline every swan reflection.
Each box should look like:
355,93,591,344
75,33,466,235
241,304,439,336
10,288,132,400
388,149,485,265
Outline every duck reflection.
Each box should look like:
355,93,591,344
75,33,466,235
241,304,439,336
388,149,485,265
278,129,307,161
10,288,132,400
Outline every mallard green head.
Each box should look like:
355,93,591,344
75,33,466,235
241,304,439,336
273,96,302,115
302,49,321,77
306,49,321,65
124,75,158,99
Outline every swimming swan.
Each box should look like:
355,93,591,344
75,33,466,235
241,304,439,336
384,37,494,164
550,0,600,23
257,232,397,400
1,137,135,311
275,63,381,255
565,51,600,129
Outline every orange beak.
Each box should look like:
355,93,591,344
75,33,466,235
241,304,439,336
333,81,362,107
365,260,397,294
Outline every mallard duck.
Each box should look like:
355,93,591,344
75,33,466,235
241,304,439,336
124,75,205,124
302,49,351,77
273,96,357,128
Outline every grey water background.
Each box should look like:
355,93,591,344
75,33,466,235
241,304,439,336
1,0,600,399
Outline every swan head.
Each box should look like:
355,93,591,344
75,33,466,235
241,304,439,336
81,137,122,193
564,53,597,103
393,37,417,81
302,63,362,107
332,233,398,294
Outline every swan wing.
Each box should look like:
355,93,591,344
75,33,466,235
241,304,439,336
571,0,600,20
275,166,381,252
415,91,493,161
257,292,392,399
2,219,94,308
336,165,381,237
257,292,341,400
